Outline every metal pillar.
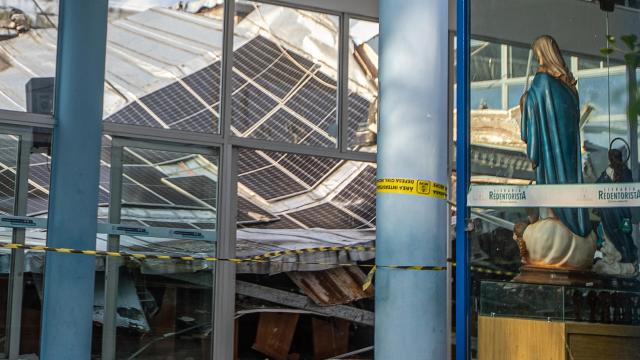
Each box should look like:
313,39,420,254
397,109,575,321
39,0,109,358
375,0,449,358
455,0,471,359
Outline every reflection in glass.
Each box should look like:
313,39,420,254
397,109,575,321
0,3,57,113
0,134,18,357
104,146,218,359
103,1,224,134
232,1,339,147
234,148,375,358
348,18,379,151
470,86,501,110
471,40,501,82
466,2,640,358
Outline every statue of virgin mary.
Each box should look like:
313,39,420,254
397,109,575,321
519,35,596,270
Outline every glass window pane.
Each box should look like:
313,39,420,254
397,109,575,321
470,86,501,110
468,1,640,358
0,4,57,113
0,133,18,357
232,2,339,148
471,40,501,82
99,145,218,359
103,1,224,134
235,148,375,358
509,46,536,78
348,18,379,152
507,83,526,109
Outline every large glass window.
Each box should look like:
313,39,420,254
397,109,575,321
463,0,640,358
234,148,375,358
348,18,379,151
0,3,57,113
231,1,339,147
97,142,219,359
102,0,224,134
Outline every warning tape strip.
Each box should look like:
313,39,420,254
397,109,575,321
0,242,515,276
376,178,448,200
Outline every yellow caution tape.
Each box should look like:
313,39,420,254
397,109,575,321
376,178,447,200
362,265,376,291
0,242,515,277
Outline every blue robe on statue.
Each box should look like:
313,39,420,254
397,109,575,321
521,72,592,237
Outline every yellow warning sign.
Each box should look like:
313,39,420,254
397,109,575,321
376,178,448,200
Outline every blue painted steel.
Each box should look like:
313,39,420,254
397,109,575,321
39,0,109,358
455,0,471,358
375,0,449,358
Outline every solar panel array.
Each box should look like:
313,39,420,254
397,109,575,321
8,35,376,231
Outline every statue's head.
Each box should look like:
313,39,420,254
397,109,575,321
532,35,576,87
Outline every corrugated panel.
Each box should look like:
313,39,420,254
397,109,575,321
287,266,374,306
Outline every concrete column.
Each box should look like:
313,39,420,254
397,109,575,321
39,0,109,358
376,0,449,358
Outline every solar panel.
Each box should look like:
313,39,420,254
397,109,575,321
276,153,341,187
248,108,313,144
123,166,201,207
182,63,221,106
141,82,215,127
238,165,307,200
125,148,191,165
0,170,15,214
285,72,337,130
0,136,18,167
299,129,335,148
105,101,161,128
28,164,50,190
238,150,272,175
169,110,218,134
121,179,171,205
101,136,112,164
164,175,217,207
332,166,376,225
287,202,366,229
237,196,277,223
234,36,285,80
232,82,279,134
27,188,48,215
348,93,371,139
249,215,301,229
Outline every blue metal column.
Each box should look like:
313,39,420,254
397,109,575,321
39,0,109,358
375,0,449,358
455,0,471,358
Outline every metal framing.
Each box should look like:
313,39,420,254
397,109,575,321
455,0,471,359
1,124,32,360
0,0,379,358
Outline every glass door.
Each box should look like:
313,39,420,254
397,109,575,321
98,137,219,360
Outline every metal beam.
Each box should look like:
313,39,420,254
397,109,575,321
456,0,471,358
101,144,123,360
376,0,449,358
39,0,109,358
236,280,374,326
253,0,378,19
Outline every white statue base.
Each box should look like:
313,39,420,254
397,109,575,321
523,217,596,270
